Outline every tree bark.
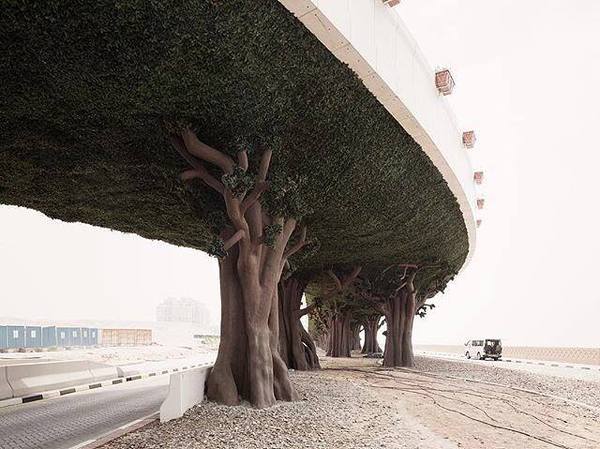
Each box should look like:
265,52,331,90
402,287,417,368
278,277,320,370
327,310,352,357
382,272,417,368
172,129,310,408
361,317,382,354
207,240,298,408
383,291,406,367
206,243,248,405
351,323,362,351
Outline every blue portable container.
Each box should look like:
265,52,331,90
70,327,82,346
89,328,98,345
6,325,25,348
0,326,7,349
42,326,57,347
25,326,42,348
56,327,71,346
81,328,90,346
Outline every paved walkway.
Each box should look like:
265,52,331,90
0,376,168,449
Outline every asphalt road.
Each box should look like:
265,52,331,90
0,376,168,449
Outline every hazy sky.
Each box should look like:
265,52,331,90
1,1,599,347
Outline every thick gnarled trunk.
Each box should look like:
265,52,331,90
327,311,352,357
383,292,406,367
207,246,297,407
361,317,382,354
350,323,362,351
402,289,416,367
171,128,310,408
382,276,417,368
278,277,320,370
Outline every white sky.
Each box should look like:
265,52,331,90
1,0,599,347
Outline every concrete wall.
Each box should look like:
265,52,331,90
279,0,478,270
160,366,212,423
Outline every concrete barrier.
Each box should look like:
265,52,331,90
6,360,118,398
0,367,12,401
160,365,212,423
88,361,119,382
116,365,143,378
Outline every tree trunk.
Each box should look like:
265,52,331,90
207,246,298,408
278,277,320,370
382,275,417,367
402,288,417,368
361,317,382,354
171,129,311,408
327,311,352,357
351,323,361,351
206,244,248,405
383,291,406,367
314,328,329,352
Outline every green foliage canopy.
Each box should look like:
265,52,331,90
0,0,469,278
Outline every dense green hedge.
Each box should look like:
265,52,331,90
0,0,468,277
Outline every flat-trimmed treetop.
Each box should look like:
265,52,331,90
0,0,468,278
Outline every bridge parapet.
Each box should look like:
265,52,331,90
280,0,478,266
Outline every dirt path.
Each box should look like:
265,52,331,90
322,357,600,449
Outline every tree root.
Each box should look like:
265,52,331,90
330,367,598,447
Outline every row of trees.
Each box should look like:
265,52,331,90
171,127,456,408
2,0,469,411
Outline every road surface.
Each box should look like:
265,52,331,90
0,374,168,449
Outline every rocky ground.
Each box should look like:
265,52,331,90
102,355,600,449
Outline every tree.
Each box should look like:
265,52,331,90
170,127,312,407
350,320,362,351
1,0,470,409
361,315,383,354
322,267,362,357
278,274,320,370
358,264,454,367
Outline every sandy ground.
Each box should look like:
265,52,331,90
101,355,600,449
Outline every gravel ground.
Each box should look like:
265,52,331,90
101,355,600,449
102,367,452,449
413,356,600,408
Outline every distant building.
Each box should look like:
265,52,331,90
100,328,152,346
156,297,210,325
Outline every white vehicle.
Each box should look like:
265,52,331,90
464,339,502,360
